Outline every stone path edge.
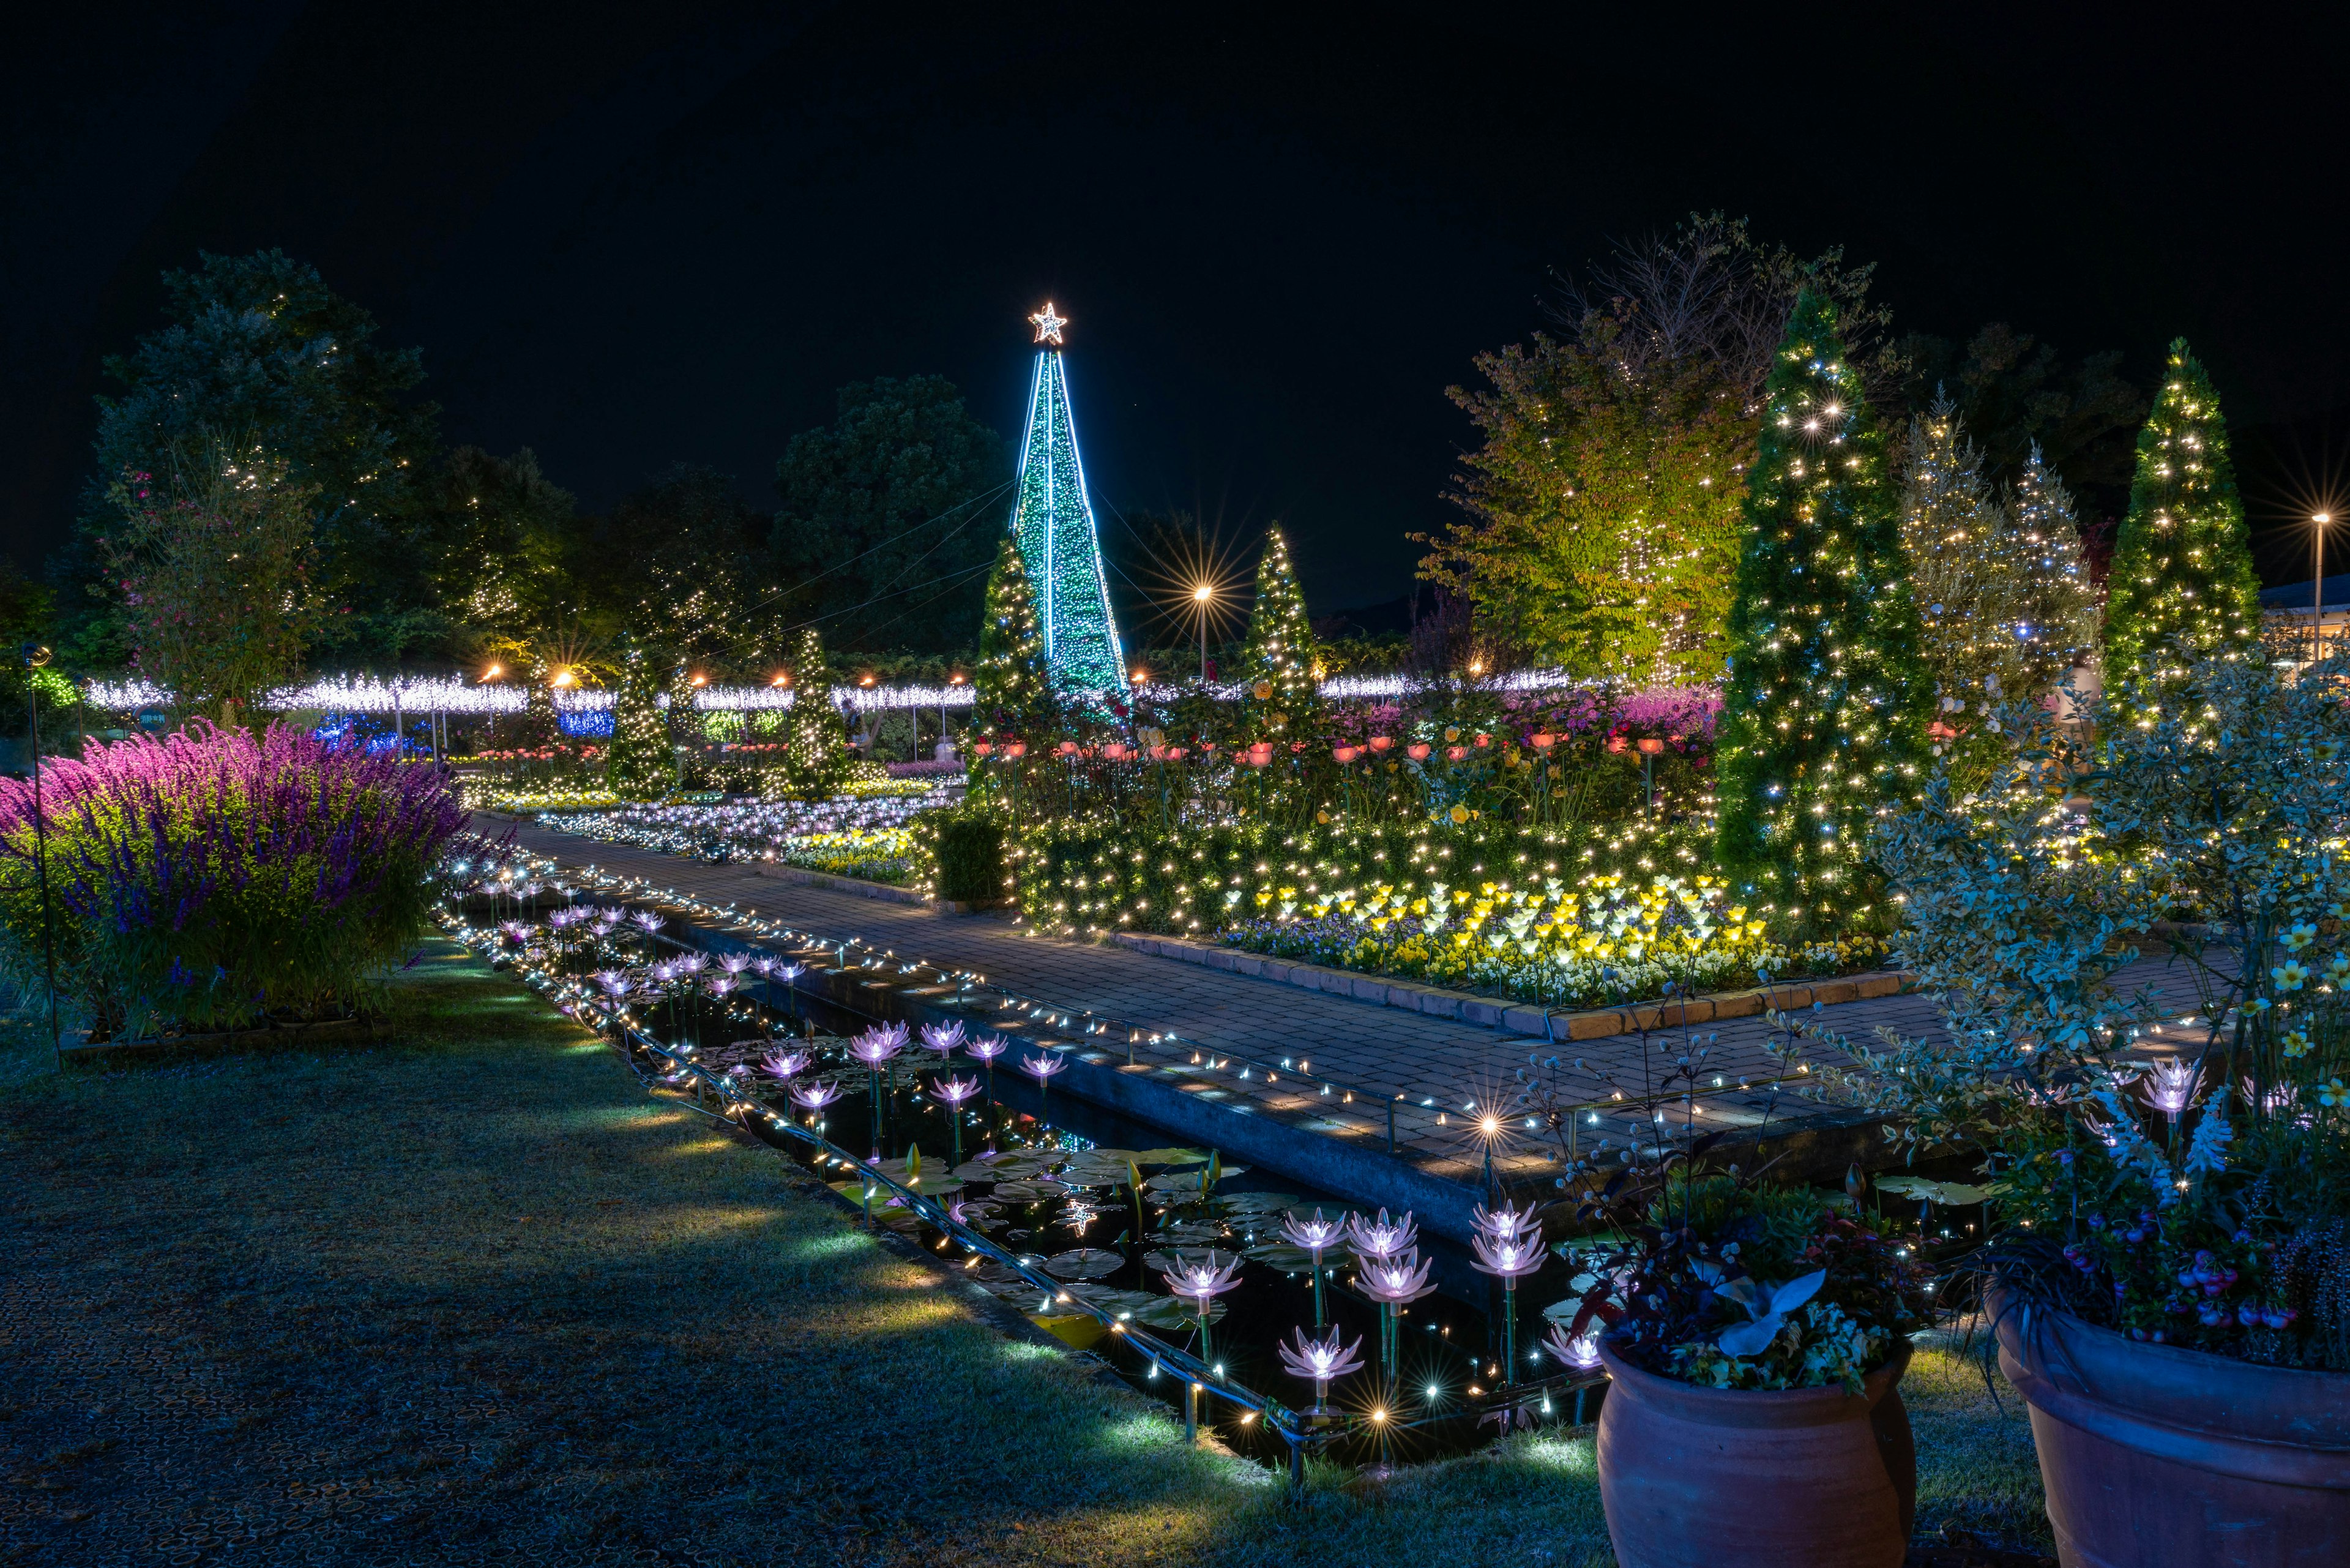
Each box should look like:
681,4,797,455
1108,929,1909,1042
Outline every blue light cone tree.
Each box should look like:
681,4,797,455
1009,305,1127,696
1714,290,1926,935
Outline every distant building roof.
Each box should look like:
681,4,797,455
2261,573,2350,611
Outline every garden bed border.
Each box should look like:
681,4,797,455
1105,930,1908,1042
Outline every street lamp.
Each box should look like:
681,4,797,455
1191,583,1214,683
2315,513,2338,665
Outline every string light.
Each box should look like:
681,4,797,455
1010,308,1126,695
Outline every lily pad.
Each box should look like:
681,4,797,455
1241,1242,1331,1272
1213,1190,1299,1215
1148,1220,1226,1245
1874,1175,2003,1206
1125,1295,1227,1331
1130,1147,1210,1167
1146,1167,1248,1193
990,1179,1070,1203
1043,1248,1124,1280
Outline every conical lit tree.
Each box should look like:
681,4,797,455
1241,525,1321,717
1900,400,2098,722
2102,339,2262,686
768,627,847,801
1715,290,1926,933
974,534,1054,742
605,640,673,799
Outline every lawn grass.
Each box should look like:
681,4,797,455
0,941,2049,1566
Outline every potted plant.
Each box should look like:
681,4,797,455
1813,649,2350,1566
1562,1160,1930,1568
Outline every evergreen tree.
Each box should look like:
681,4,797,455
1241,526,1321,714
1715,291,1926,932
605,641,672,799
768,628,846,801
1900,400,2098,733
974,536,1054,741
2102,340,2262,684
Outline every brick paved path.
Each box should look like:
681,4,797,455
503,819,2218,1195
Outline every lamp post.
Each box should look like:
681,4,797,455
1636,736,1666,815
1191,583,1214,683
2315,513,2337,666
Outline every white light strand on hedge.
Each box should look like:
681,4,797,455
83,668,1592,716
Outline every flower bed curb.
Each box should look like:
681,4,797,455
740,863,929,906
1105,930,1907,1041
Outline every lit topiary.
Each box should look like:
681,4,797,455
974,534,1055,743
1714,290,1926,933
604,640,672,799
1242,525,1321,719
767,628,847,802
2102,339,2262,687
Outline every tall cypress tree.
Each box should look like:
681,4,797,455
974,534,1054,741
1715,291,1925,932
605,640,672,799
2102,340,2262,685
769,628,846,801
1241,525,1321,715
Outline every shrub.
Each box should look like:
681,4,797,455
927,808,1007,905
0,723,466,1040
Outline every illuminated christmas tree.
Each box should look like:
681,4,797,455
2102,339,2262,685
767,628,846,801
1241,525,1320,714
974,534,1054,740
1715,291,1925,931
1008,303,1125,693
605,641,673,799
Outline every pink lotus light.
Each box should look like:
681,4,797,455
499,920,532,945
718,953,752,976
1021,1052,1067,1081
789,1078,843,1111
849,1024,908,1066
1359,1249,1438,1305
673,953,707,977
1347,1208,1418,1261
966,1034,1010,1064
1472,1199,1542,1246
1278,1326,1365,1407
632,910,665,933
776,963,804,984
2143,1057,2206,1123
1281,1209,1347,1256
1471,1231,1546,1282
1543,1320,1603,1370
1159,1249,1243,1312
933,1074,983,1107
761,1048,813,1080
705,974,737,998
920,1021,967,1059
594,970,632,999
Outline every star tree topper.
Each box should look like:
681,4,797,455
1029,301,1068,346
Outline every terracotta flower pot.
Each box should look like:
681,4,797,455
1595,1338,1915,1568
1993,1290,2350,1567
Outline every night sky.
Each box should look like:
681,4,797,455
7,3,2346,622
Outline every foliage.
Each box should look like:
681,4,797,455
1714,291,1926,934
770,375,1010,656
424,446,581,656
1898,400,2098,749
1893,322,2147,506
766,629,849,802
1422,216,1896,682
0,724,466,1039
75,249,442,666
2102,340,2264,687
100,438,322,723
596,465,772,679
603,641,672,800
1240,526,1322,715
1822,649,2350,1365
0,561,69,739
1565,1169,1929,1394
